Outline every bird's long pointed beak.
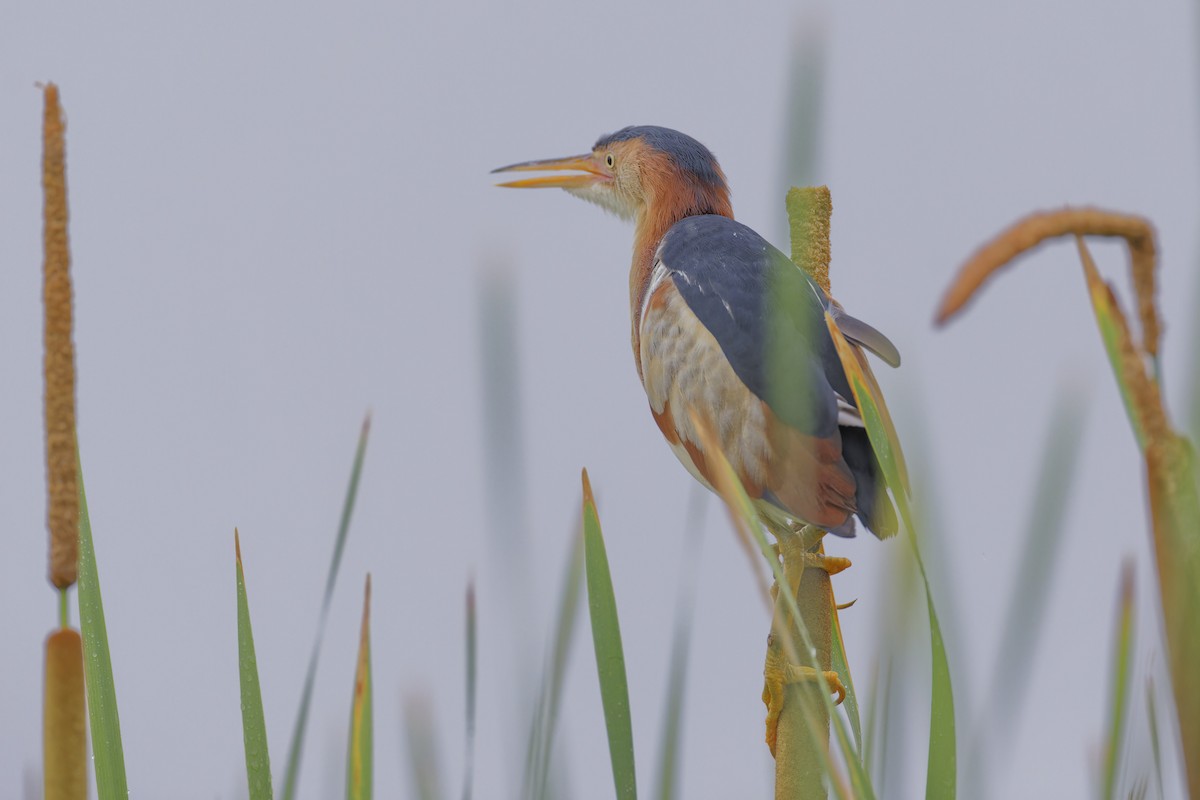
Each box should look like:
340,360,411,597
491,153,609,189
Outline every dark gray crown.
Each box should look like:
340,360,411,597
594,126,724,188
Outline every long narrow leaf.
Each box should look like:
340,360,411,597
653,620,692,800
1078,238,1200,794
477,266,535,635
75,455,128,798
825,314,956,800
924,594,956,800
1102,563,1136,800
775,24,826,243
523,519,585,800
581,470,637,800
463,580,477,800
981,385,1087,749
864,656,895,784
236,531,274,800
281,413,371,800
654,486,706,800
687,412,867,800
346,575,373,800
829,599,862,754
1144,439,1200,794
402,696,443,800
1190,256,1200,442
1146,676,1165,800
961,385,1082,792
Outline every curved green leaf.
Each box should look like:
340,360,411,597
826,314,956,800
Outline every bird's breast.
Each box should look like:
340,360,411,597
637,273,773,497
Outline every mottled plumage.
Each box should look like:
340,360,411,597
641,214,897,536
655,215,846,437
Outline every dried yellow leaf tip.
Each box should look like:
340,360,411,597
1076,236,1166,445
43,82,79,589
348,574,373,798
44,628,87,800
787,185,832,294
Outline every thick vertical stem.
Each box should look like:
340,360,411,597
772,531,833,800
773,186,835,799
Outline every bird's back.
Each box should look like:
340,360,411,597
637,215,898,537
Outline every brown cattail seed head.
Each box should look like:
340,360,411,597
43,82,79,589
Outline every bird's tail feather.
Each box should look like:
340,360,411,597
833,310,901,368
840,425,898,539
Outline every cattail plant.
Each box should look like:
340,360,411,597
17,70,1195,800
937,207,1200,798
769,185,840,799
42,81,78,593
41,81,87,800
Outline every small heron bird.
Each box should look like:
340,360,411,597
495,125,901,755
494,125,900,543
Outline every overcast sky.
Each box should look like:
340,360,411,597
2,2,1198,798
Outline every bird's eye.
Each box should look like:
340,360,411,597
605,153,615,168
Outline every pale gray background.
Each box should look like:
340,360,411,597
2,1,1198,798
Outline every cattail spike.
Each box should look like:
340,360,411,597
43,82,79,589
787,185,832,294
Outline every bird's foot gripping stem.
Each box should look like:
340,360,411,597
802,551,851,576
761,523,850,757
765,547,851,578
762,635,846,756
765,523,852,579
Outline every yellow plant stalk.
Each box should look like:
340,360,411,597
937,207,1200,798
767,537,837,799
43,82,78,589
688,409,849,798
44,628,87,800
772,185,837,800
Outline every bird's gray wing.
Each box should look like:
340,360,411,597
657,215,901,539
657,214,902,435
